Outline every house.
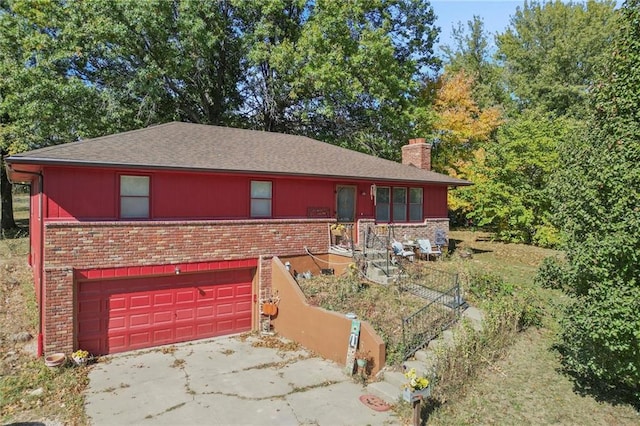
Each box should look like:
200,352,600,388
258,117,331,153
5,122,469,357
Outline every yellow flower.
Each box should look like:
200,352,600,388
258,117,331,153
72,349,89,359
404,368,429,391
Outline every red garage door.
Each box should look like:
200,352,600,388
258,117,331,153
77,269,254,355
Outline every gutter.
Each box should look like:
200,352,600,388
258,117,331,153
6,164,45,357
5,157,472,187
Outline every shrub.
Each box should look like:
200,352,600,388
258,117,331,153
559,282,640,402
534,256,567,291
467,271,514,301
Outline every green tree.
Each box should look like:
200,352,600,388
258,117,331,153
496,0,616,117
69,0,244,127
237,0,440,159
441,15,508,109
551,0,640,399
454,109,570,245
0,0,108,230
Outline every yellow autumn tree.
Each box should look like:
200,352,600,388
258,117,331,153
431,70,502,175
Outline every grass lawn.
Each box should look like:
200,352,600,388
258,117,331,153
427,231,639,425
0,193,89,425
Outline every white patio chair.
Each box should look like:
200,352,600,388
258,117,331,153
391,240,415,262
417,239,442,261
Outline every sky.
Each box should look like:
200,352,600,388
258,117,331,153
430,0,523,52
430,0,610,54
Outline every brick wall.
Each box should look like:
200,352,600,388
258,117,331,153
42,219,332,354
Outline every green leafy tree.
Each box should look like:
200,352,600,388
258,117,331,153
441,15,508,110
551,0,640,399
0,0,109,230
69,0,244,127
452,109,570,245
496,0,616,117
236,0,440,159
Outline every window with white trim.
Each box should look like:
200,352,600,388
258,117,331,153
120,175,150,219
251,181,272,217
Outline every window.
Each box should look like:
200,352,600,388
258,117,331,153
120,175,149,219
392,187,407,222
375,187,390,222
251,181,272,217
409,188,423,222
375,186,423,223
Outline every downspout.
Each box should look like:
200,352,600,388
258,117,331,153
6,165,45,357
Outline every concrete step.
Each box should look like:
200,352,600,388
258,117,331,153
411,351,437,373
462,306,484,331
366,380,401,405
427,336,452,353
380,369,406,389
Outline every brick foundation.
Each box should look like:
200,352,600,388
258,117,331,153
42,219,332,354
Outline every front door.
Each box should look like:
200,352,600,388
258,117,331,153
336,185,356,222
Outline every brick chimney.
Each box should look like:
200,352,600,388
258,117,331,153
401,138,431,171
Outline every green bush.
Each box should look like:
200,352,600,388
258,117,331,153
559,281,640,401
467,272,514,301
534,256,567,291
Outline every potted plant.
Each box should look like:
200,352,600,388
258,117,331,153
355,349,370,369
402,367,431,402
330,223,346,236
72,349,90,366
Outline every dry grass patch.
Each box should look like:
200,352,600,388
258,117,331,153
0,234,89,425
297,273,428,364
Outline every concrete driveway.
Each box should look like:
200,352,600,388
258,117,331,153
85,334,400,425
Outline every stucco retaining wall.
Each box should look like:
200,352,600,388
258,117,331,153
270,257,385,375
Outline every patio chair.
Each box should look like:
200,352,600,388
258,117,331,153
391,240,415,262
417,239,442,261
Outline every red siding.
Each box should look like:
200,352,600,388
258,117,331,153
425,185,448,218
45,168,116,219
42,165,449,222
273,178,335,218
152,172,248,218
30,182,41,301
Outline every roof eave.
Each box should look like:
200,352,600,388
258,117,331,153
5,156,471,186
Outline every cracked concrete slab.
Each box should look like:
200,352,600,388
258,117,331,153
85,335,400,425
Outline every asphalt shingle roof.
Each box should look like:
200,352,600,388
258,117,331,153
7,122,470,186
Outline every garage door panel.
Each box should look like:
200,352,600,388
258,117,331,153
197,306,214,318
130,295,152,309
153,311,173,324
236,300,252,314
176,290,195,303
78,268,254,355
154,293,173,306
216,303,234,316
236,284,252,296
216,286,235,299
129,313,152,327
153,329,174,343
109,296,127,311
108,316,126,331
216,319,234,333
129,331,152,347
236,317,252,329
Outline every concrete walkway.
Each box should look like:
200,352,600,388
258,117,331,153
85,335,400,425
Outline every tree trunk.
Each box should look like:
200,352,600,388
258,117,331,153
1,154,17,231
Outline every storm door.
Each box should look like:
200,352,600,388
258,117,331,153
336,185,356,222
